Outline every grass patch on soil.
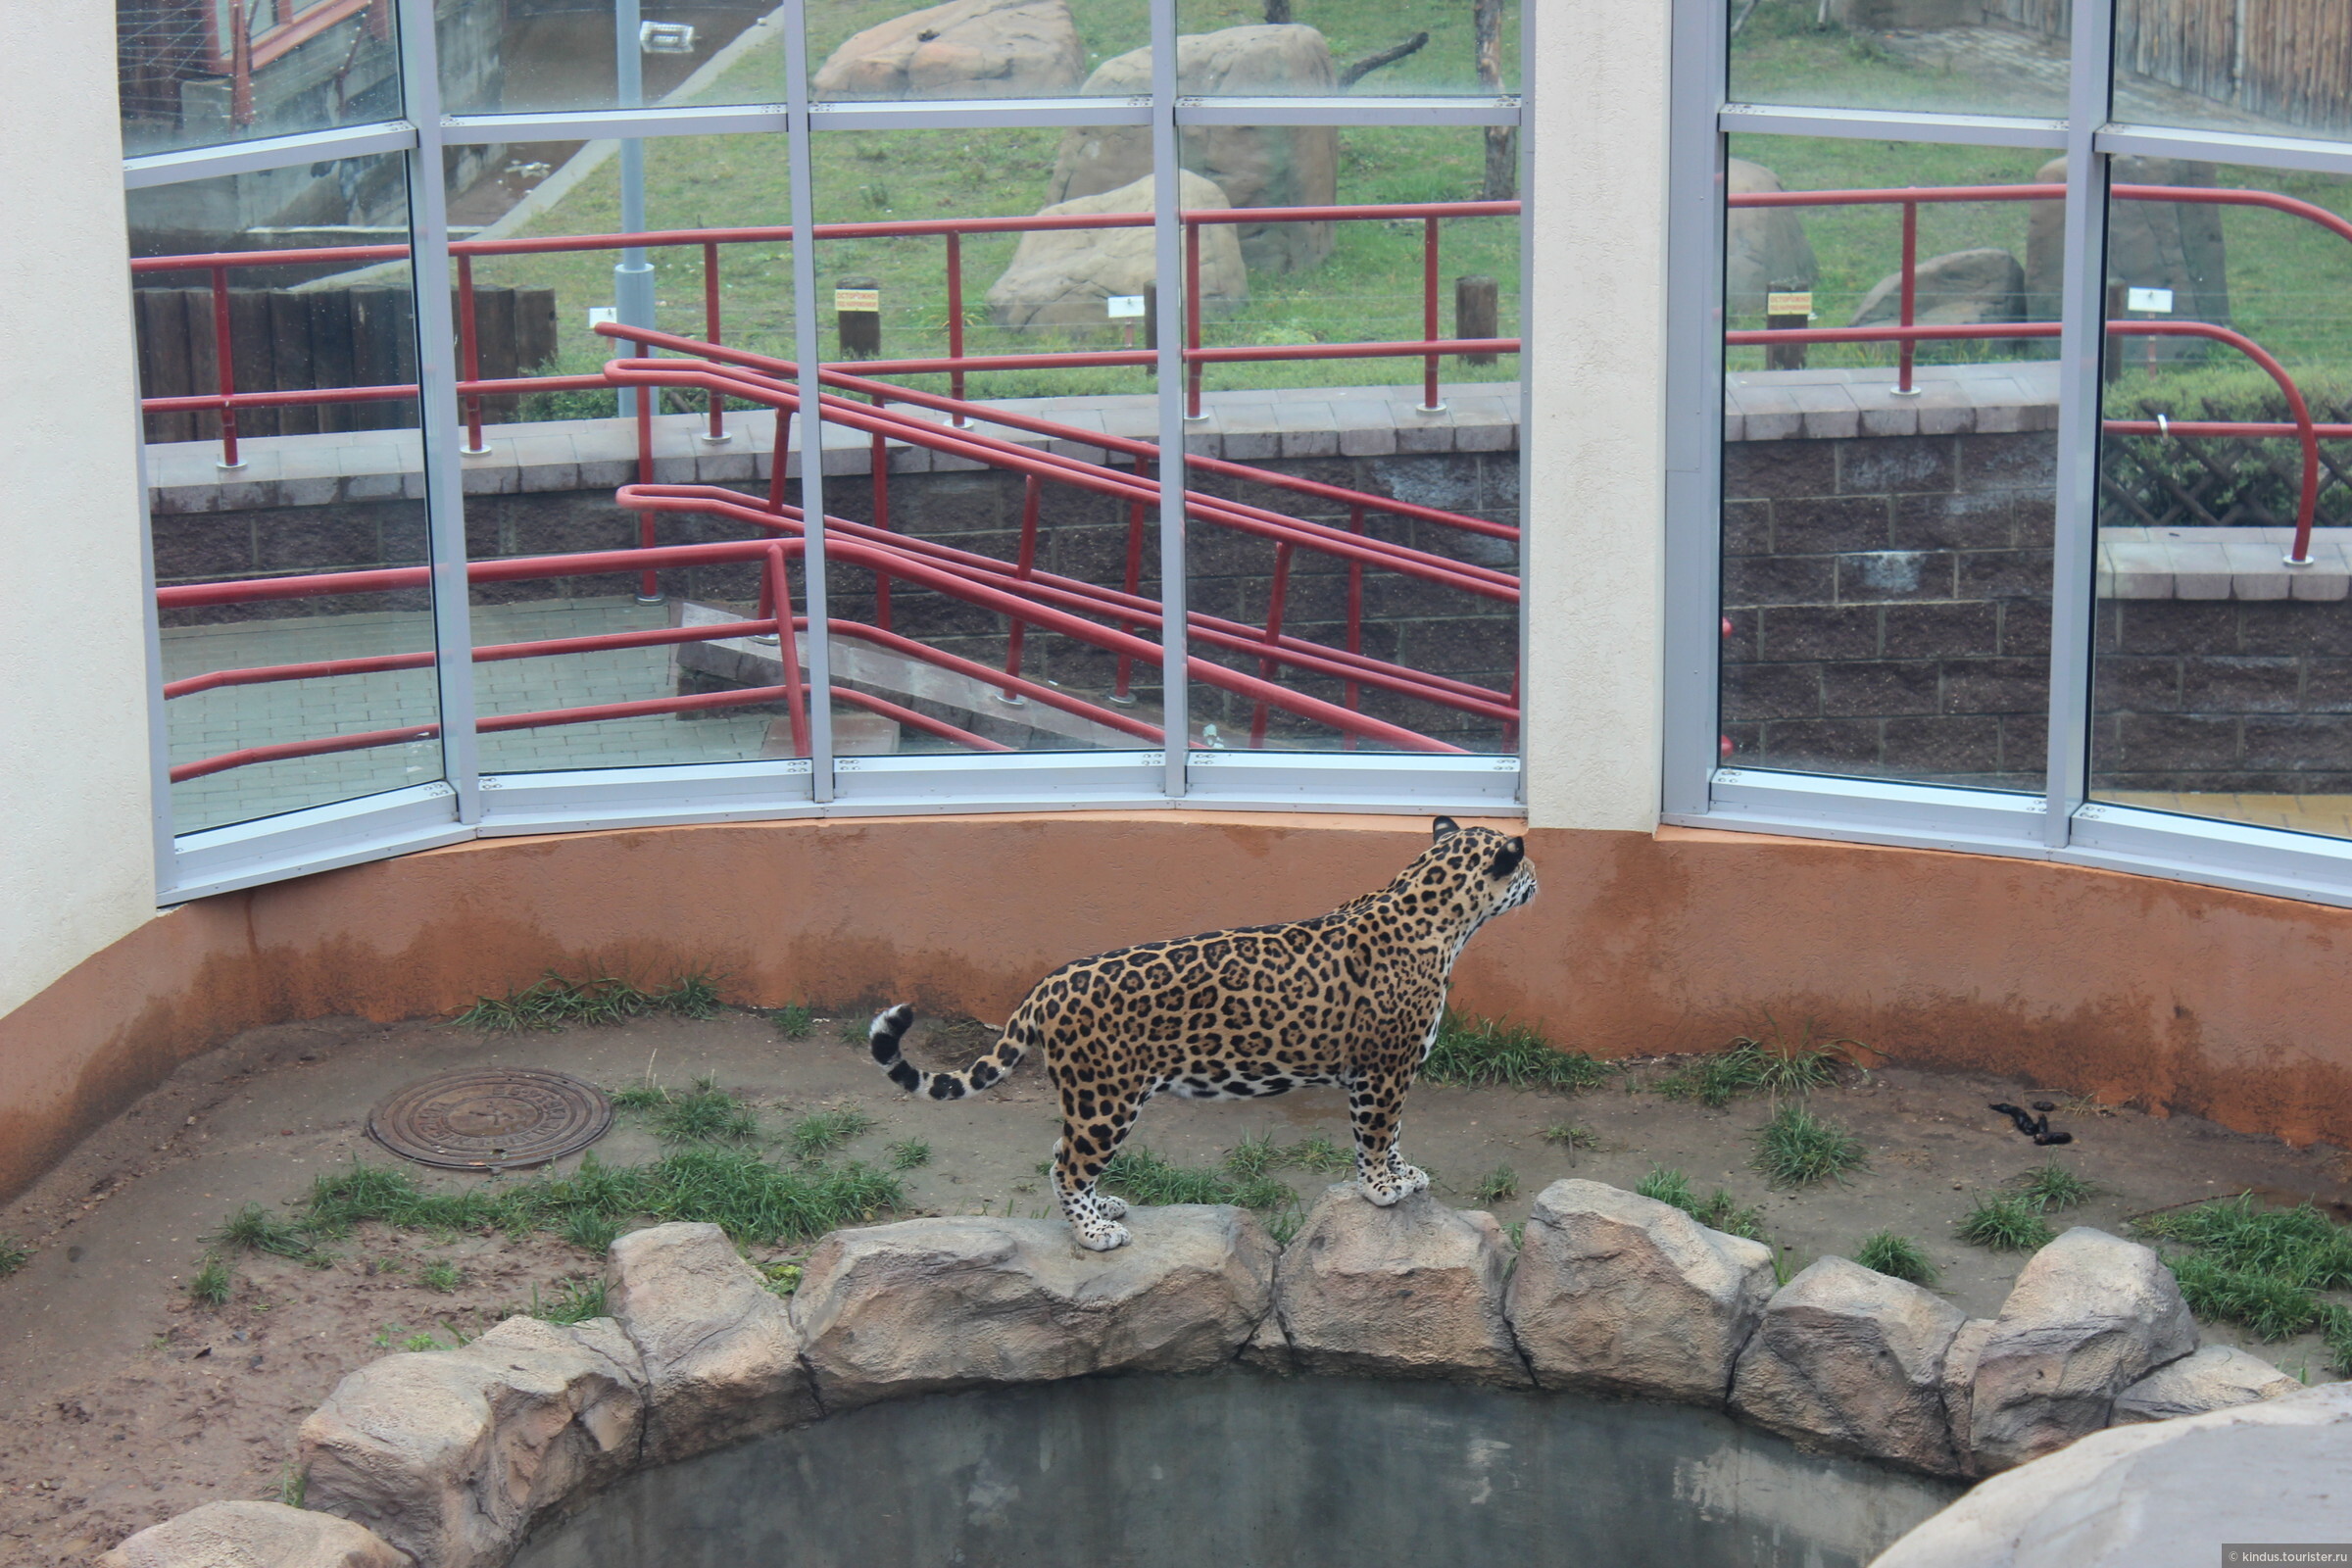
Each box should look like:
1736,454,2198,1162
1095,1133,1390,1240
187,1255,232,1308
789,1107,877,1162
768,1004,815,1039
1635,1164,1770,1244
1468,1164,1519,1205
2136,1195,2352,1363
0,1236,24,1276
456,970,724,1032
1853,1231,1939,1287
1752,1102,1867,1188
1957,1192,2056,1251
291,1146,902,1251
2016,1162,2097,1212
1655,1020,1871,1108
1422,1013,1615,1092
211,1201,314,1258
615,1076,761,1146
886,1139,932,1171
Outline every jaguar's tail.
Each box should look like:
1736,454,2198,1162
868,1004,1031,1102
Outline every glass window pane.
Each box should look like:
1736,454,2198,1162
812,125,1163,755
2115,1,2352,144
120,0,407,156
1167,5,1517,97
808,0,1146,102
1729,3,2068,119
1185,122,1521,757
445,131,807,775
1720,135,2059,792
455,0,784,116
133,156,445,833
2092,158,2352,838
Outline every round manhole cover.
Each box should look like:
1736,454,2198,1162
368,1068,612,1172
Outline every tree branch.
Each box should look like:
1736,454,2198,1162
1338,31,1431,90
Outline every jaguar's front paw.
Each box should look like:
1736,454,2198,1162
1074,1219,1132,1251
1390,1160,1431,1197
1357,1175,1404,1207
1095,1194,1129,1220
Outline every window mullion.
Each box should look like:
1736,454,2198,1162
394,0,481,824
2042,0,2119,848
1151,0,1187,801
783,0,836,802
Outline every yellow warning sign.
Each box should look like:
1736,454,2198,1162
1766,291,1813,317
834,288,879,312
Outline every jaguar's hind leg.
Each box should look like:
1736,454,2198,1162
1050,1089,1148,1250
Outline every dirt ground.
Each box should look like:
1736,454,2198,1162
4,1004,2350,1562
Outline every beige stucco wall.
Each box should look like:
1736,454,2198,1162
0,4,159,1016
1520,0,1671,833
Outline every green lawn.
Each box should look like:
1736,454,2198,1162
471,0,1521,412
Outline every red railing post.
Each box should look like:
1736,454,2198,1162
765,542,809,758
1250,540,1294,748
1112,457,1148,704
210,266,241,469
1002,472,1042,698
870,391,892,631
1185,220,1204,419
1896,200,1919,396
946,232,966,424
457,253,487,452
635,393,660,602
1422,215,1443,412
702,240,727,442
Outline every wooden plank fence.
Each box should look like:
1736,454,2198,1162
135,284,557,443
1991,0,2352,133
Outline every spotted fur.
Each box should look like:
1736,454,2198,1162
869,817,1538,1250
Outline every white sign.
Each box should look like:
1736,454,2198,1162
639,21,697,54
1106,295,1147,318
587,307,616,327
2127,286,2175,313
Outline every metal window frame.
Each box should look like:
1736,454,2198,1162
128,1,1533,905
1666,0,2352,911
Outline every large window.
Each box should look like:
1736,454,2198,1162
1678,0,2352,906
121,0,1528,900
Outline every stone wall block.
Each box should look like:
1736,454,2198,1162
1505,1179,1775,1405
1273,1185,1528,1386
296,1315,646,1568
1728,1255,1970,1475
1967,1227,2198,1473
100,1501,411,1568
791,1206,1277,1411
605,1221,819,1464
2112,1344,2300,1424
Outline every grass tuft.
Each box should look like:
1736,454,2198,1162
885,1139,932,1171
789,1107,876,1162
1958,1192,2057,1251
1657,1019,1870,1107
1097,1144,1304,1232
1286,1133,1355,1175
418,1258,464,1294
1752,1102,1866,1187
456,969,725,1032
188,1255,232,1308
1635,1163,1695,1209
530,1276,609,1325
2017,1162,2097,1212
2133,1195,2352,1359
1541,1122,1598,1154
1634,1164,1767,1242
1421,1013,1616,1092
649,1078,760,1146
1854,1231,1939,1286
211,1201,313,1258
0,1236,25,1276
609,1084,669,1111
1468,1164,1519,1204
769,1004,815,1039
561,1209,621,1256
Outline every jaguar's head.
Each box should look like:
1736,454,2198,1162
1405,815,1538,931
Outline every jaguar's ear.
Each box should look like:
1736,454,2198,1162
1490,838,1525,878
1432,815,1461,841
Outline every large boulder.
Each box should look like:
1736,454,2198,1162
986,169,1247,329
1504,1179,1776,1406
1850,247,2026,326
1729,1255,1971,1476
296,1316,644,1568
1050,26,1339,272
605,1221,817,1464
99,1502,410,1568
2111,1343,2301,1424
2026,155,2230,354
1727,158,1819,319
1937,1316,1995,1468
810,0,1083,101
1273,1185,1527,1386
1966,1227,2198,1473
791,1206,1276,1411
1873,1381,2352,1568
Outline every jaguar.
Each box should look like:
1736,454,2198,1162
867,817,1538,1250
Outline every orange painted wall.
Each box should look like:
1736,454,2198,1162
5,811,2349,1202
